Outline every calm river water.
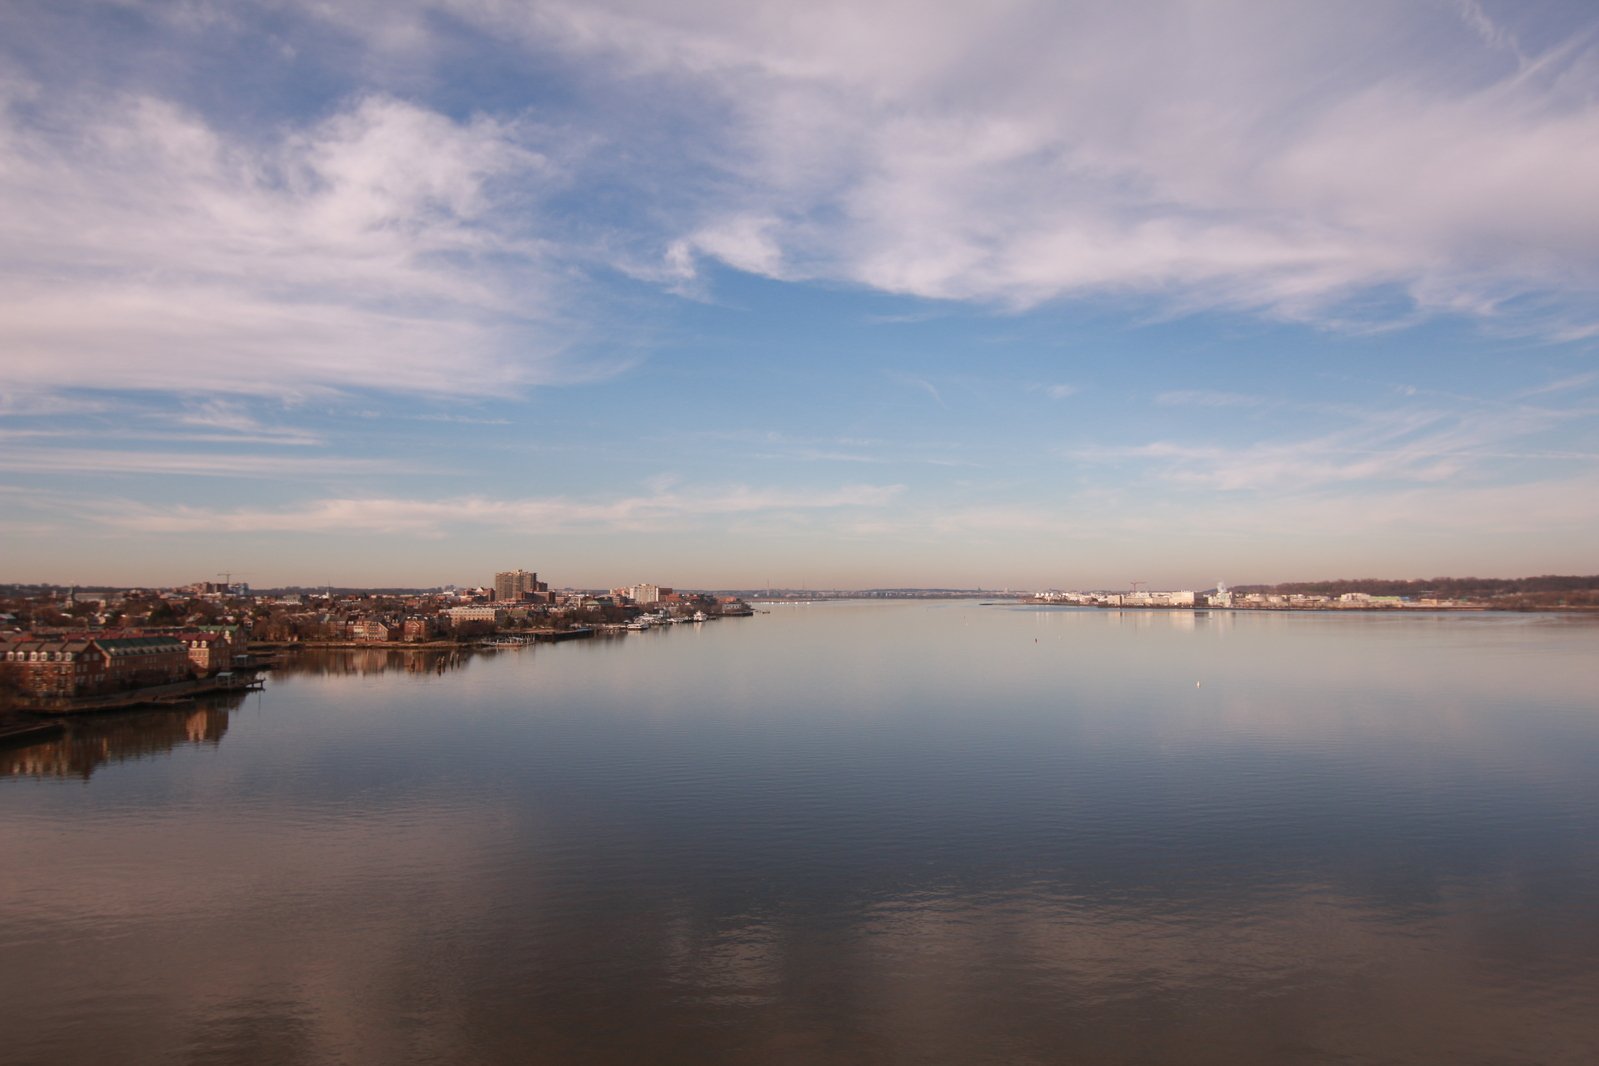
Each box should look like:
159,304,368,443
4,601,1599,1064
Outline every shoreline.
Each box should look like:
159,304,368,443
3,673,265,717
1016,601,1599,613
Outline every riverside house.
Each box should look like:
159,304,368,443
0,634,191,700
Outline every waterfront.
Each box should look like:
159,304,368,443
4,601,1598,1064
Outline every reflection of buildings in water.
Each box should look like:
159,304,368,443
1,696,242,780
185,708,214,742
1105,608,1238,635
270,648,474,680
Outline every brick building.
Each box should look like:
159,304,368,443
494,569,548,602
1,634,191,699
350,619,397,642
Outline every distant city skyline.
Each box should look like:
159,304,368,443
3,1,1597,589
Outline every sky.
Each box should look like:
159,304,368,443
2,0,1598,591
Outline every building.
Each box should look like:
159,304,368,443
350,619,397,642
627,583,662,605
92,636,192,688
1,637,106,699
0,634,191,699
173,630,238,675
494,570,547,602
446,605,505,627
402,617,438,642
98,627,240,677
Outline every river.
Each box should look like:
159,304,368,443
4,601,1598,1064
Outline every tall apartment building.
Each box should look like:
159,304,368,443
494,569,545,602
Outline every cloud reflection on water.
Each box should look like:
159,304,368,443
3,603,1597,1064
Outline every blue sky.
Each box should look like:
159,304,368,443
2,0,1597,589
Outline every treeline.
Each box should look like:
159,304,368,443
1233,574,1599,608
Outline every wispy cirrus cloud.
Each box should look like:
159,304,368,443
751,448,884,464
655,429,982,469
1513,372,1599,400
8,0,1597,418
0,389,109,417
88,482,905,536
755,463,1599,552
173,401,323,446
889,373,947,409
434,0,1599,332
1066,401,1589,493
0,447,419,479
3,0,1598,587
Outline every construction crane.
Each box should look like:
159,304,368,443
1130,580,1147,595
217,572,244,592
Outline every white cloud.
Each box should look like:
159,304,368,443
438,0,1599,330
89,482,905,535
0,447,417,479
10,0,1595,418
848,462,1599,550
1066,401,1589,493
0,389,109,416
685,215,788,278
1448,0,1527,64
888,373,947,409
0,90,571,398
172,400,323,445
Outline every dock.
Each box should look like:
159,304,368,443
10,673,265,716
0,717,67,749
